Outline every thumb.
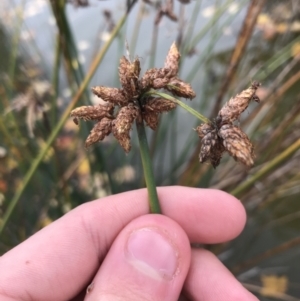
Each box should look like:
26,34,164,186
84,214,191,301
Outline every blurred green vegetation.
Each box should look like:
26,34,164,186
0,0,300,299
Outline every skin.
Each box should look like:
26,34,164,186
0,186,258,301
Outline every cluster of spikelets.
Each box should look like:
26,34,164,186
71,42,261,169
196,82,261,168
71,43,195,153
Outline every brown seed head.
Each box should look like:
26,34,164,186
71,42,198,154
85,117,113,148
139,68,156,90
70,103,114,122
112,104,140,153
197,124,220,166
143,111,159,131
143,97,176,113
196,123,214,138
119,56,141,99
152,77,172,89
140,68,173,90
218,83,261,124
199,132,217,162
218,124,255,167
209,142,226,168
91,86,128,107
166,78,196,99
164,42,180,78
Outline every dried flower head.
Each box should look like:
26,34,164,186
118,56,141,100
218,124,255,167
196,123,226,168
197,124,218,165
143,97,177,113
197,82,260,168
142,111,159,131
6,80,52,138
140,43,183,91
85,117,113,148
70,103,114,122
142,97,176,130
217,81,261,125
71,43,195,153
164,42,180,77
166,78,196,99
91,87,128,106
112,104,140,153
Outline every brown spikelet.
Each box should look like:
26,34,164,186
197,124,219,164
164,42,180,78
197,123,226,168
118,56,130,84
140,68,173,90
199,133,215,163
218,124,255,167
218,82,261,124
91,86,128,106
143,111,159,130
139,68,156,90
166,78,196,99
112,104,140,153
209,142,225,168
119,56,140,98
143,97,176,113
85,117,113,148
152,77,172,89
196,123,214,138
70,103,114,122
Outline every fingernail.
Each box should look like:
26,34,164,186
126,228,178,280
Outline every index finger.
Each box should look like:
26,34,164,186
0,186,246,301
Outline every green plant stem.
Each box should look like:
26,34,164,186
8,0,24,89
51,34,61,125
147,90,210,123
188,0,236,50
0,13,128,237
5,0,29,148
231,139,300,197
136,120,161,214
186,3,245,84
50,0,90,104
254,35,300,81
149,24,159,68
182,0,202,49
130,1,145,55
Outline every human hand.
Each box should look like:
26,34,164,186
0,186,258,301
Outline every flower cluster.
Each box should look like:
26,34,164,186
143,0,191,25
71,43,195,153
6,80,52,138
196,82,261,168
